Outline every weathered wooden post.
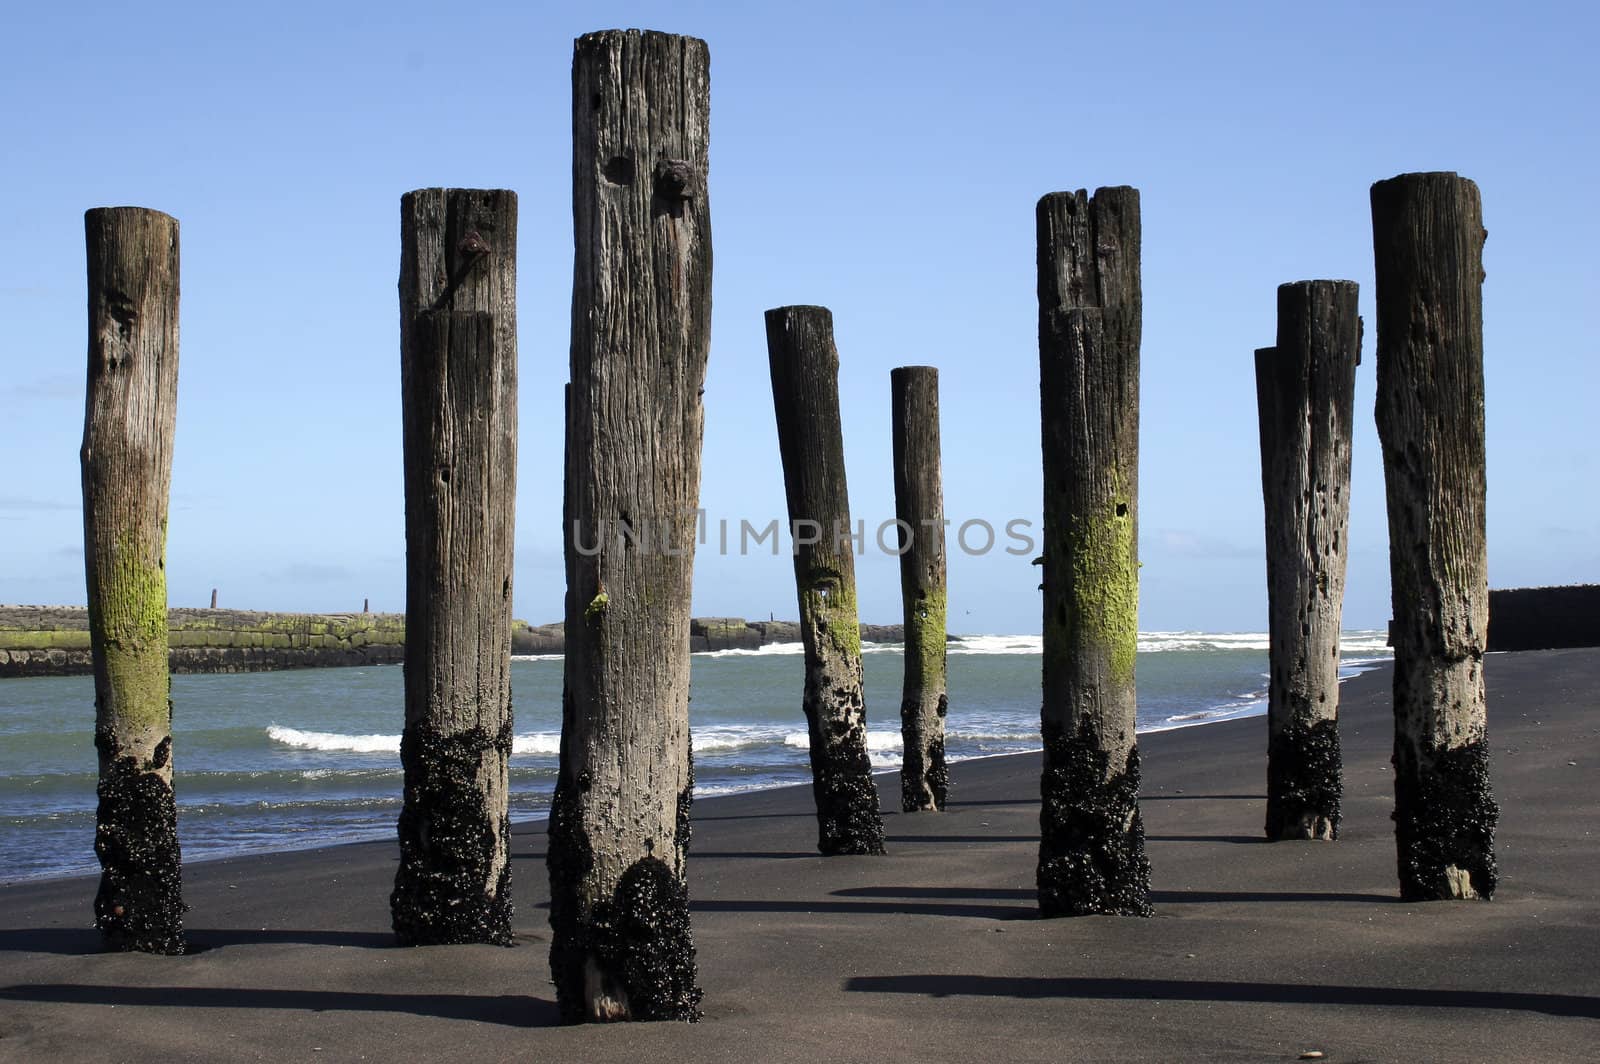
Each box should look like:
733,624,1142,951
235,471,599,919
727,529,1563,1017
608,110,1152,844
1035,187,1150,917
1371,172,1498,900
890,366,948,812
767,305,886,855
81,206,185,954
391,187,519,945
548,29,709,1023
1255,280,1360,841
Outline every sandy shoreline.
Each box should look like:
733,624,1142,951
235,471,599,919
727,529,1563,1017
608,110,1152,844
2,649,1596,1062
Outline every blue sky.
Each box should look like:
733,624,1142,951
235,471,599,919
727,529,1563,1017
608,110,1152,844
2,1,1595,634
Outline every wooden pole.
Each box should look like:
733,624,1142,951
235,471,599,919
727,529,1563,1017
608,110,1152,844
766,305,886,856
1371,171,1498,900
392,187,519,945
548,29,710,1023
890,366,948,812
1035,187,1150,918
81,206,184,954
1255,280,1360,840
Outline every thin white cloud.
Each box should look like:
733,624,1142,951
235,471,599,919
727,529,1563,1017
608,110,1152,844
1150,529,1258,561
0,496,76,513
4,374,79,400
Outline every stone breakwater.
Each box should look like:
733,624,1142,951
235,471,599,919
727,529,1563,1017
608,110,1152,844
514,616,907,654
0,606,408,678
0,608,911,678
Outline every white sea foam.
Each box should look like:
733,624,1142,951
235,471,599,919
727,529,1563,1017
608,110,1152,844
947,730,1039,743
523,629,1391,659
1142,699,1268,734
265,724,802,757
692,726,788,752
939,630,1390,656
783,728,903,752
266,725,399,754
945,635,1042,655
513,733,562,755
1139,631,1270,652
1338,632,1394,653
694,642,805,658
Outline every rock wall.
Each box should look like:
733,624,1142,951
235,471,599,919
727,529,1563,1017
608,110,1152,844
2,606,920,678
511,617,909,655
0,606,406,678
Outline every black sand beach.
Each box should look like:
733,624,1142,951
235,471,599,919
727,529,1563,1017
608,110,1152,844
2,648,1596,1062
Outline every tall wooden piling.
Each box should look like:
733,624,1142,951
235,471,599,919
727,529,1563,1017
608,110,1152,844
890,366,948,812
1255,280,1360,841
392,188,519,945
1035,187,1150,918
81,206,185,954
548,29,710,1023
1371,172,1498,900
767,305,886,855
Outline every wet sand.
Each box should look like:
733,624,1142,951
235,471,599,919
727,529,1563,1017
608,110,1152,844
2,648,1596,1062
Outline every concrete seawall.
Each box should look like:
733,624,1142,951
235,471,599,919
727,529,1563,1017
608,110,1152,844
1,608,912,678
1486,585,1600,651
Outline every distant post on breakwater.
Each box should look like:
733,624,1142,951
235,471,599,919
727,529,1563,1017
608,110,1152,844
548,29,710,1024
1371,172,1498,900
766,305,886,856
1035,187,1151,918
890,366,949,812
1254,281,1360,841
81,206,186,954
391,187,519,945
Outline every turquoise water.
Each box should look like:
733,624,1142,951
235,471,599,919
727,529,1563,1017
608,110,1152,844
0,631,1389,883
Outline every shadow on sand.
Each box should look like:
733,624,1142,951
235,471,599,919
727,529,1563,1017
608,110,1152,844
843,974,1600,1019
0,983,560,1027
0,927,404,956
827,885,1395,906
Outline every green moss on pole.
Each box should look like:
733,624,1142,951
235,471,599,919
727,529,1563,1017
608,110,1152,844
1035,187,1150,918
81,206,185,954
767,305,886,855
890,365,949,812
1064,489,1139,689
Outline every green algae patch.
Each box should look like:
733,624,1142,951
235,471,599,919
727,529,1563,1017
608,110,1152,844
1,629,93,650
93,531,172,734
166,611,407,650
903,587,948,681
804,577,861,661
585,592,610,622
1062,487,1138,688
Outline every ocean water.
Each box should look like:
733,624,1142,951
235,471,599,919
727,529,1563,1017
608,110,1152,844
0,631,1390,883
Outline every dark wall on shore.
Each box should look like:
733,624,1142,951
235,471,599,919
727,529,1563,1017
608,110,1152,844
1,607,910,678
1486,585,1600,652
